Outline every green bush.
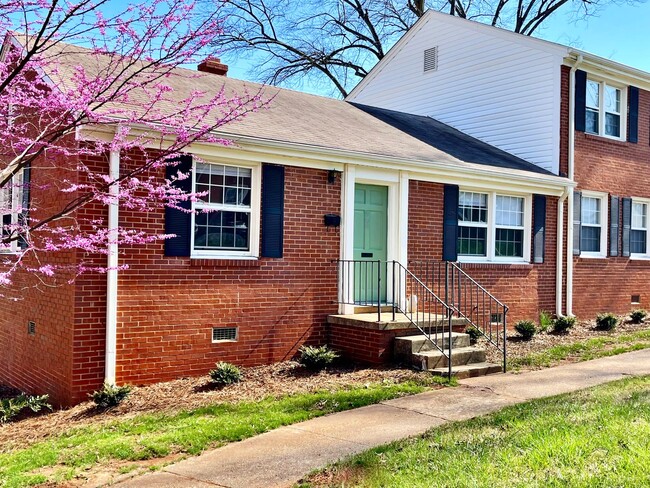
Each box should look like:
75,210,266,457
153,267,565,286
465,326,482,343
630,309,647,324
596,313,619,331
552,315,577,333
209,362,242,386
0,394,51,423
299,345,339,370
514,320,536,340
90,382,131,409
539,310,553,332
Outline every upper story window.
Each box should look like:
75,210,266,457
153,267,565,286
579,192,608,258
0,170,24,253
586,79,624,139
458,190,529,262
631,200,649,256
191,162,260,258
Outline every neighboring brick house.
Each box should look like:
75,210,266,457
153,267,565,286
348,10,650,320
2,12,647,406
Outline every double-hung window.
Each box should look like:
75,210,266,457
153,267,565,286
0,170,24,253
631,200,650,257
586,79,624,139
458,190,530,262
191,162,260,258
580,193,607,257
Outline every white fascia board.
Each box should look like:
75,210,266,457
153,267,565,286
78,124,570,196
347,10,569,100
565,51,650,91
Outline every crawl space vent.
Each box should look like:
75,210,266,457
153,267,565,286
424,47,438,72
632,295,641,304
27,321,36,335
212,327,238,342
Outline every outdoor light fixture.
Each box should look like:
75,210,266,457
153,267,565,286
327,170,339,184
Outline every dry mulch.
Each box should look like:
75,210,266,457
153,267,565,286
0,361,435,452
484,317,650,367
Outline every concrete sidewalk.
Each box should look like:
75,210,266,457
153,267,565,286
116,349,650,488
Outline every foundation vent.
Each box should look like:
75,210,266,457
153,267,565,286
632,295,641,304
27,321,36,335
212,327,238,343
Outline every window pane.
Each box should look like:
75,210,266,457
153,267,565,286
194,211,250,251
495,196,524,227
605,112,620,137
581,197,601,225
631,229,647,254
581,226,601,253
495,228,523,258
458,192,487,223
457,226,487,256
194,163,252,208
604,86,620,113
587,81,600,108
632,203,647,229
586,109,599,134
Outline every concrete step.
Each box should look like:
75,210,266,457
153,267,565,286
394,333,471,361
413,346,487,370
429,362,504,379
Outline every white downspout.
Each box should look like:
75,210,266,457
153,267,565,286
566,55,583,317
556,190,568,317
105,150,120,385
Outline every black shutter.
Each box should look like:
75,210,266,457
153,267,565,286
18,164,31,250
164,155,193,257
575,69,587,133
261,164,285,258
622,197,632,257
442,184,459,262
533,194,546,264
628,86,639,143
610,196,620,257
573,191,582,256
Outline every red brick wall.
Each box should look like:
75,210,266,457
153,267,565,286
561,65,650,318
407,180,557,323
112,155,340,386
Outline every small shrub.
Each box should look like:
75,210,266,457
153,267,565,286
0,394,51,423
299,345,339,370
209,362,242,385
630,309,647,324
539,310,553,333
596,312,619,331
465,326,482,344
90,382,131,409
514,320,536,340
552,315,577,333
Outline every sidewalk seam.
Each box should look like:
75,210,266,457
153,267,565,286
161,470,233,488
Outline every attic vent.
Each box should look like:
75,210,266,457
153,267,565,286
424,47,438,72
212,327,238,343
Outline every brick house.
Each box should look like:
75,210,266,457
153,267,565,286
1,12,648,405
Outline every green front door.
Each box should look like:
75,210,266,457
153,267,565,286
353,184,388,303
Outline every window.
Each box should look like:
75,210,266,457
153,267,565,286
191,162,260,258
580,193,607,257
0,170,24,253
458,191,530,262
631,200,649,256
586,79,624,139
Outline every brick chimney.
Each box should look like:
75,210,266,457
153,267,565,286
197,57,228,76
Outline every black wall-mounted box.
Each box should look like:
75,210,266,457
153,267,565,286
324,214,341,227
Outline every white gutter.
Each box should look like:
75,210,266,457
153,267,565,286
105,150,120,385
565,55,583,317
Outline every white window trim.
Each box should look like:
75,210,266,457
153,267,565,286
630,197,650,260
579,191,608,259
457,190,532,264
0,169,23,254
190,160,261,260
586,77,627,141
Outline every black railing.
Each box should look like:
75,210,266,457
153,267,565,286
334,259,455,376
409,261,508,372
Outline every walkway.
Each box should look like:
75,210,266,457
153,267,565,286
117,349,650,488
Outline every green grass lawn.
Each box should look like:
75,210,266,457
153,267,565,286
509,329,650,370
0,380,442,488
299,376,650,487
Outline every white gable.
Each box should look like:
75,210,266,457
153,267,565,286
347,11,569,174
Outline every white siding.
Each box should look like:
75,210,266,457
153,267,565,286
347,13,567,174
